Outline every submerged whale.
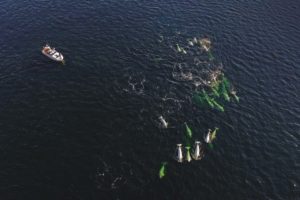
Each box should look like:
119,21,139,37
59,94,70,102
185,146,192,162
184,122,193,138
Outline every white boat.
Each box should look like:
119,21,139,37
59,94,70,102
192,141,204,160
41,44,64,62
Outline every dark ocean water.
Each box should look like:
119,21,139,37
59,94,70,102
0,0,300,199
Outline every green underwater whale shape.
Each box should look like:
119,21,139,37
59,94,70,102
159,162,167,179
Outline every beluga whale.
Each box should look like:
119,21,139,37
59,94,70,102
159,116,168,128
174,144,184,163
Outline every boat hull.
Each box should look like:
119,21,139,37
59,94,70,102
42,49,64,62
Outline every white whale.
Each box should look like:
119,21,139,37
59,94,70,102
159,116,168,128
192,141,204,160
204,129,212,143
175,144,184,163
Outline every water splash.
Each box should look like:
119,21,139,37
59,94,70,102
111,176,124,189
124,75,146,95
198,38,211,52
